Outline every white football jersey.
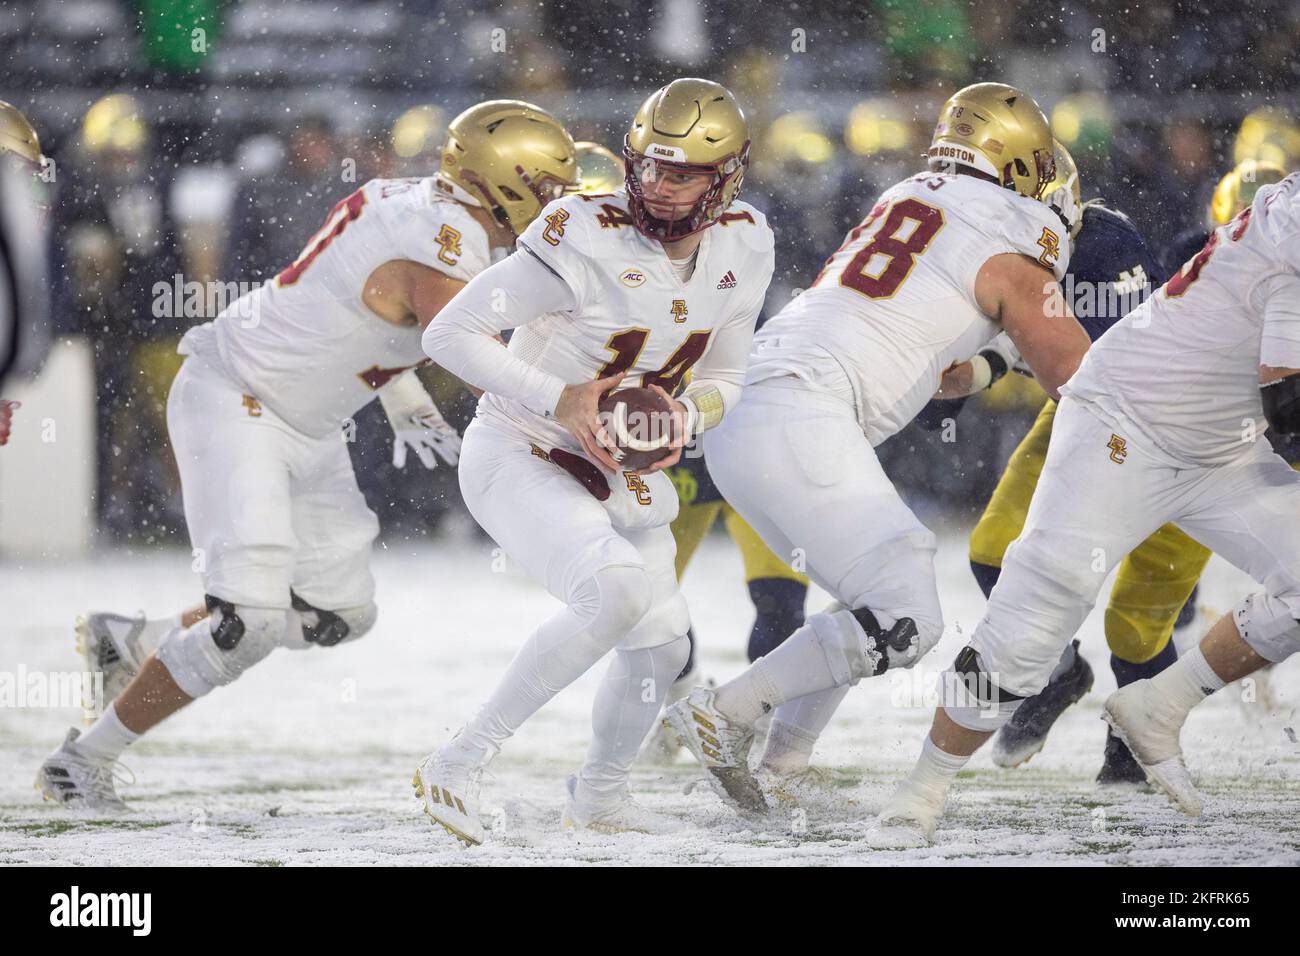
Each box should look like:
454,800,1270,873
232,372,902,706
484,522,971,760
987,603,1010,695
747,172,1071,445
185,177,492,437
476,190,775,451
1065,173,1300,466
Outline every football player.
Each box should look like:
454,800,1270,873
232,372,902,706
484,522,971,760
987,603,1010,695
0,99,52,442
926,143,1176,783
662,83,1092,812
36,101,578,809
876,172,1300,843
416,78,775,843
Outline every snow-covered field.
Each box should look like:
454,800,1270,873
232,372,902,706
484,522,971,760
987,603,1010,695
2,528,1297,866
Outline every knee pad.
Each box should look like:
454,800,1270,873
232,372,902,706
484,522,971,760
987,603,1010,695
1233,591,1300,663
284,593,378,650
941,646,1025,733
157,598,286,698
807,602,934,685
586,564,654,649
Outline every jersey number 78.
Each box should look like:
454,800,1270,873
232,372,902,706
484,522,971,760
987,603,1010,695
814,198,945,300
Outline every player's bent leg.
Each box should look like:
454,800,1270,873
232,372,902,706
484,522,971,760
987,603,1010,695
418,563,654,844
567,637,690,834
156,598,288,699
878,399,1172,844
38,600,288,810
569,525,691,833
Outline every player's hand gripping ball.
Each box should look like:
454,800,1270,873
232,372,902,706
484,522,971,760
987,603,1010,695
597,386,676,470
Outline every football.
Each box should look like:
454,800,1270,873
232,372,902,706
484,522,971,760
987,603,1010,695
596,386,676,470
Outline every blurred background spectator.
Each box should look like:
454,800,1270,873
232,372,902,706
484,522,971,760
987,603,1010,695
3,0,1299,548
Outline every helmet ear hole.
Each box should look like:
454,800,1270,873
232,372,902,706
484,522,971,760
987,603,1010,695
1014,158,1029,177
497,185,523,201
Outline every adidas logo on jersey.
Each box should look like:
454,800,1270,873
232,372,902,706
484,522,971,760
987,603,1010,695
717,270,737,289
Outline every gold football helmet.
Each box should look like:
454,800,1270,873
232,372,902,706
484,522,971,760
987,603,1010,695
440,100,578,236
575,142,624,194
623,78,750,240
1209,159,1286,227
928,82,1056,200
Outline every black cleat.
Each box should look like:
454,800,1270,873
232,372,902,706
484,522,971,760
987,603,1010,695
991,641,1093,768
1096,727,1148,786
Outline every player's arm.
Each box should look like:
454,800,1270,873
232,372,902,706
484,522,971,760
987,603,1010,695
641,301,761,474
421,248,623,470
1258,271,1300,434
934,332,1022,399
975,253,1090,401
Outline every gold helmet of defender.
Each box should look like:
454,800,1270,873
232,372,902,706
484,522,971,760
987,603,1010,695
623,78,750,240
575,142,623,194
440,100,578,236
928,82,1056,201
1044,139,1083,239
1209,159,1286,228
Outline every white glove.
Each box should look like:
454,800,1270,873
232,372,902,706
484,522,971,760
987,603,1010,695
378,371,462,470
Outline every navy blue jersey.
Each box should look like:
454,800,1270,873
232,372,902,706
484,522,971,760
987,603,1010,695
1065,202,1167,343
1163,227,1210,279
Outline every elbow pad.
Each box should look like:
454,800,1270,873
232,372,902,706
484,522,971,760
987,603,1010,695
1262,374,1300,435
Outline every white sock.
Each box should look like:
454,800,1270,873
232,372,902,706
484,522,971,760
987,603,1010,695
579,636,690,799
714,625,839,724
74,703,139,762
1150,645,1222,718
760,720,819,774
761,685,850,772
907,736,970,794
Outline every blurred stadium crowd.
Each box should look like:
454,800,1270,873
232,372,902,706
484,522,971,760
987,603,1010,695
3,0,1300,545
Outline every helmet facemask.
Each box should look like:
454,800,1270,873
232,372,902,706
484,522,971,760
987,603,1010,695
622,137,749,241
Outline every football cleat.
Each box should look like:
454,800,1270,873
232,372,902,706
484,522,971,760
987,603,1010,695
412,750,485,846
75,612,154,719
1103,681,1203,816
991,641,1093,768
35,728,130,811
561,775,685,835
662,687,768,814
1095,727,1147,786
867,777,948,848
